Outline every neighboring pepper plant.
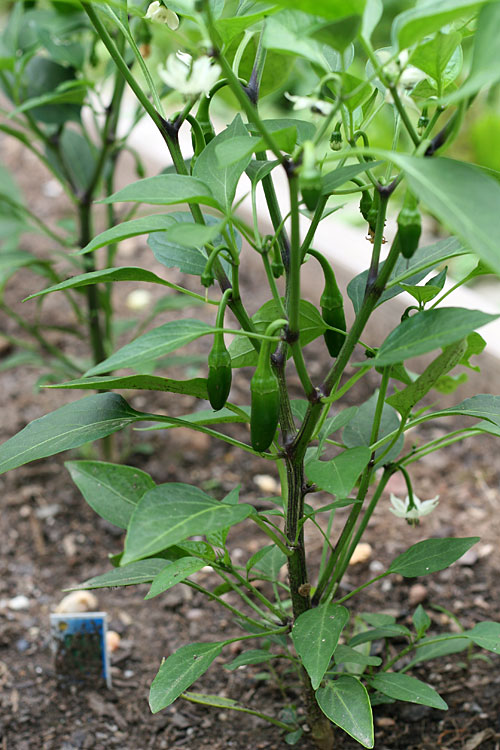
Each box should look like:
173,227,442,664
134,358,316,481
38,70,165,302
3,1,500,748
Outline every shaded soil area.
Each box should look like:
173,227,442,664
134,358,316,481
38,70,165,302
1,133,500,750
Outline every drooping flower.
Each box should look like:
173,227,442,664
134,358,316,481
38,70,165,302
389,493,439,523
285,93,334,117
144,1,179,30
158,53,221,97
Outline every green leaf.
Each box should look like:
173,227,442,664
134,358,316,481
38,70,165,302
410,32,461,86
0,393,141,476
67,559,168,591
58,129,96,193
251,545,287,580
193,115,252,211
321,161,382,195
360,0,383,42
316,676,374,748
388,537,480,578
464,621,500,654
442,3,500,103
263,10,340,68
100,174,220,209
387,154,500,276
348,237,467,315
392,1,488,50
65,460,155,529
24,267,181,302
229,299,325,367
49,375,209,400
145,557,206,599
122,483,254,564
373,308,497,366
349,624,412,647
334,644,382,668
149,642,223,713
407,637,469,668
428,394,500,426
144,408,250,432
148,212,236,277
78,214,177,255
225,649,276,671
292,604,349,690
343,392,402,465
247,118,316,146
386,339,468,416
84,319,214,377
413,605,431,639
215,7,278,44
276,0,366,21
163,220,224,249
306,447,371,497
368,674,447,710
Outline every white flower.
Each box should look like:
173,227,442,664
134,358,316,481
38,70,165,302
285,93,334,117
158,53,221,97
144,1,179,30
389,493,439,522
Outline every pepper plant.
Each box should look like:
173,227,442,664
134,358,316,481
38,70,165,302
0,0,151,381
3,1,500,747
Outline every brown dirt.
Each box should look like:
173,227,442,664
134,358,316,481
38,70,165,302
1,133,500,750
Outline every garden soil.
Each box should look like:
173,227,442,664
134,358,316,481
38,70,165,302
1,134,500,750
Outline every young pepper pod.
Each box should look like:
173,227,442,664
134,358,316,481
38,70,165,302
250,321,285,452
207,289,232,411
300,141,322,212
207,341,232,410
397,190,421,259
308,249,346,358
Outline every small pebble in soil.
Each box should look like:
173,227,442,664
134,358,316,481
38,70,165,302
6,595,30,611
349,543,372,565
409,583,428,607
55,591,97,613
253,474,280,494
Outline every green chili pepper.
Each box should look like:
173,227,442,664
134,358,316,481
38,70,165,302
308,249,346,358
366,188,380,235
359,188,373,224
250,321,285,452
300,141,322,212
207,289,232,411
207,341,232,411
397,190,421,259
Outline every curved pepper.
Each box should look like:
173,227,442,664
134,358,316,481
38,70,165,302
250,321,285,452
397,190,421,259
308,249,346,358
207,289,232,411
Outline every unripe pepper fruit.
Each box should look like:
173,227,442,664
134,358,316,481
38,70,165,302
308,249,346,358
397,190,421,259
300,141,322,212
207,341,232,411
249,321,285,452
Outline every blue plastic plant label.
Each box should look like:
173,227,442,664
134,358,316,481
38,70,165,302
50,612,111,688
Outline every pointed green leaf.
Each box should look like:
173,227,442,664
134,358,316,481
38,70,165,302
388,537,480,578
78,214,177,255
316,676,374,748
407,636,469,669
65,460,155,529
387,154,500,276
193,115,252,210
413,605,432,639
369,673,447,710
306,447,371,497
49,375,209,400
464,621,500,654
442,3,500,103
224,649,276,671
100,174,220,209
276,0,365,22
349,625,412,647
68,559,168,591
392,1,489,50
410,31,461,86
163,221,224,248
343,393,402,465
321,161,383,195
334,644,382,668
0,393,140,476
149,642,223,713
292,604,349,689
373,308,497,366
122,483,253,564
436,394,500,426
145,557,206,599
84,319,214,377
24,267,178,301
